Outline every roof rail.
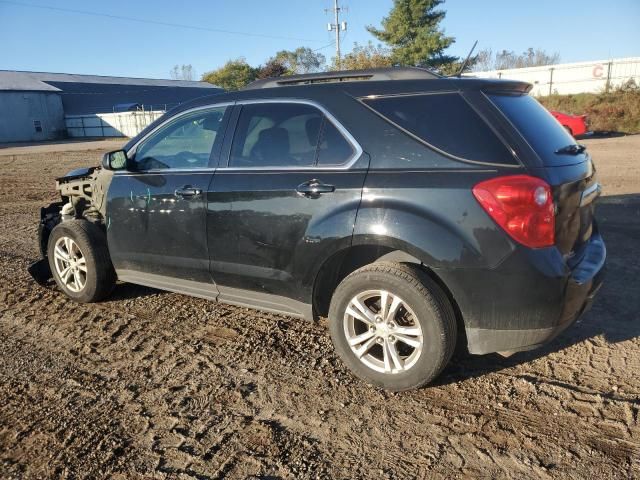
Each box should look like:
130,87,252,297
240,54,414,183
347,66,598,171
243,66,441,90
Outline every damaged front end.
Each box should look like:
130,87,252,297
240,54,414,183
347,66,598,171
29,165,113,284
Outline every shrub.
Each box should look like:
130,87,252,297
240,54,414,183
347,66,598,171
537,89,640,134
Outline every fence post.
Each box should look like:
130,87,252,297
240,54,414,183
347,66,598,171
605,61,612,93
549,67,554,96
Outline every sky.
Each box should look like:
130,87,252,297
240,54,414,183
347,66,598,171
0,0,638,79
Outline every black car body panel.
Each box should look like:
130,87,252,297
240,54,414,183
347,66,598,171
38,69,605,356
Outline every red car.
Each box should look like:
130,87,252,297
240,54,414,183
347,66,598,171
550,110,589,137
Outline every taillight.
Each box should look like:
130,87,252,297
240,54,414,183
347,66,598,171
472,175,555,248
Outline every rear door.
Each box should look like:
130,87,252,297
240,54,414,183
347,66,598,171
107,105,231,286
206,100,367,315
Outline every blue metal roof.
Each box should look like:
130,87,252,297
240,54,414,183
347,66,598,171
0,70,223,113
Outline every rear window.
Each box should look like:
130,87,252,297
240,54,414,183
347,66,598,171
362,92,516,165
488,93,579,166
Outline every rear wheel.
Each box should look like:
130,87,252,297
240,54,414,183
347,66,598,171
47,220,116,303
328,262,457,391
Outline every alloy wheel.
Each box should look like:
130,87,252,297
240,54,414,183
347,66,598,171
343,290,423,374
53,236,87,293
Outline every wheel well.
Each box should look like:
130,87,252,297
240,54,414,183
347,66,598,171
312,247,467,350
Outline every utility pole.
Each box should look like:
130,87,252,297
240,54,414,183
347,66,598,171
326,0,347,69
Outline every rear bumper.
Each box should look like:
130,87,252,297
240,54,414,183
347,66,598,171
466,267,604,354
436,232,606,355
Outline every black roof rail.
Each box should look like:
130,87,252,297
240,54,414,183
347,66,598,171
243,66,441,90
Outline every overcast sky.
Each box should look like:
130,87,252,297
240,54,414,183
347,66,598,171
1,0,638,79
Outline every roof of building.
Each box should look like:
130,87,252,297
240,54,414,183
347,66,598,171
0,70,223,114
0,71,62,92
0,70,220,91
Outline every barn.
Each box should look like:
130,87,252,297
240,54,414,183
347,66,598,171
0,71,222,143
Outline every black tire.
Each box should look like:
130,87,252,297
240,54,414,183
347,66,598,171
328,262,457,391
47,219,116,303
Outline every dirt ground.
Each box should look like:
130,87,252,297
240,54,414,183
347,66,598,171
0,135,638,479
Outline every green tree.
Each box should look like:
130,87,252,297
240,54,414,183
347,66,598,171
367,0,458,70
201,58,257,91
272,47,326,74
333,42,393,70
436,53,480,76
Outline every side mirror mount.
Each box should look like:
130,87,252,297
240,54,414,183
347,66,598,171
102,149,128,171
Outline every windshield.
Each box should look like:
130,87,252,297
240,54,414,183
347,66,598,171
488,93,585,166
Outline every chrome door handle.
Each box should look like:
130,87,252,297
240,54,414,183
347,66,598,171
175,186,202,198
296,179,335,198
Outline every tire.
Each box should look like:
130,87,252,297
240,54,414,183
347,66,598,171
328,262,457,391
47,219,116,303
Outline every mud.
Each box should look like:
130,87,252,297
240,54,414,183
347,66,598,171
0,136,639,478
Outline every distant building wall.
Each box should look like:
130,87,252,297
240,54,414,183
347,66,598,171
467,57,640,96
0,92,65,142
65,110,165,138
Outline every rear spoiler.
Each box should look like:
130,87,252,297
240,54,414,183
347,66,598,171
478,80,532,95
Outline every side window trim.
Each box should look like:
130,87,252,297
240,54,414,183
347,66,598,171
124,102,235,173
220,99,363,171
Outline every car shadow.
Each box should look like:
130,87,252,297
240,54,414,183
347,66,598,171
107,282,164,302
436,193,640,386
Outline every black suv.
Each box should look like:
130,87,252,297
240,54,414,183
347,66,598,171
32,67,605,391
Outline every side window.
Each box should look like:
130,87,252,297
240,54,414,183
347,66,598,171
133,106,227,170
316,120,355,166
229,103,323,168
362,93,516,165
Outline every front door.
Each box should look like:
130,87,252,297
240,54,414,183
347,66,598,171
107,105,230,287
207,100,368,316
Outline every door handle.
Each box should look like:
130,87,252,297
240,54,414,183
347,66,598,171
296,179,335,198
174,186,202,198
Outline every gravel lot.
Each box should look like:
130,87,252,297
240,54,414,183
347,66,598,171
0,135,638,479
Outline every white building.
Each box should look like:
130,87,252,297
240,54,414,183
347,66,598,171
466,57,640,96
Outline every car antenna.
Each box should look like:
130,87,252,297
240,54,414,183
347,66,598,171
455,40,478,77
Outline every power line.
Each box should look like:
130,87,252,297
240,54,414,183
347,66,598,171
313,42,336,52
0,0,324,43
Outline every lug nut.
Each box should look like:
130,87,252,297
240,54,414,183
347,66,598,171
389,335,396,343
376,337,384,345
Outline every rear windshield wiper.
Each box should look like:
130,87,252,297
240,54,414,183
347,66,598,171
555,144,586,155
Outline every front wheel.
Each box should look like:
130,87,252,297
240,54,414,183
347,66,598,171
47,219,116,303
328,262,457,391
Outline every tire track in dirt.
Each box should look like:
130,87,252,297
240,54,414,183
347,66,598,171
1,252,638,478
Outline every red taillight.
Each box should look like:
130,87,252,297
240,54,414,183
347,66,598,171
472,175,555,248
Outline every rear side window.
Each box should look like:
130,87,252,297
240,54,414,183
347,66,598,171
230,103,323,168
488,93,578,166
363,93,516,165
316,120,355,166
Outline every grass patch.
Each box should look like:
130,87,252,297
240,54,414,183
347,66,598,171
537,89,640,134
